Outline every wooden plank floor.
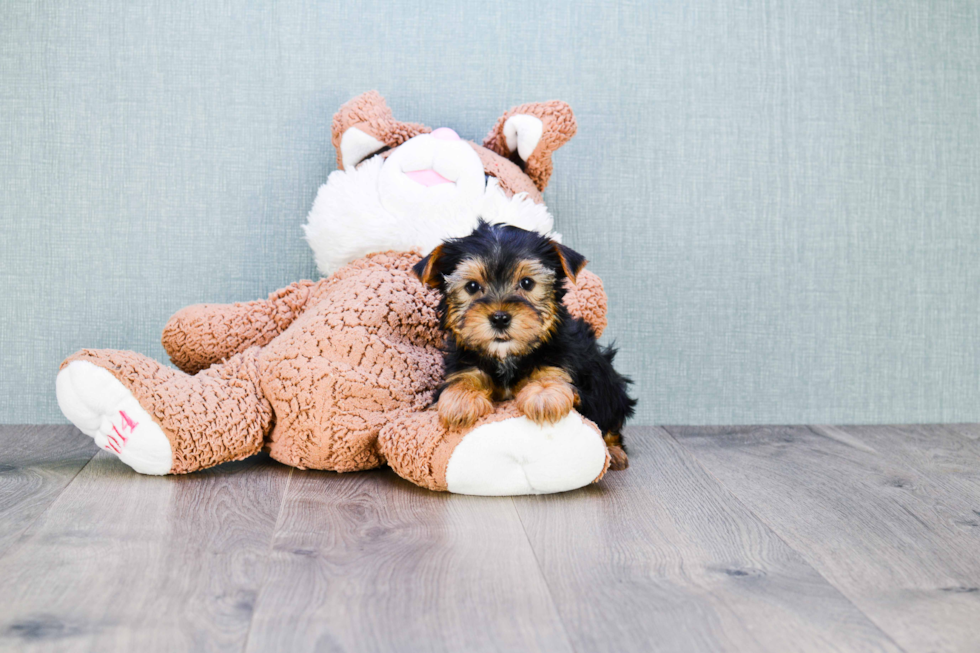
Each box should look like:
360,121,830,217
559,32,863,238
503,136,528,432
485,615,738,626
0,424,977,652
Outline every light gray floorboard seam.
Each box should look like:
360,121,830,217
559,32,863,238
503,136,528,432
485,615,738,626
0,443,98,562
806,425,878,454
661,426,910,653
510,497,579,653
240,466,294,653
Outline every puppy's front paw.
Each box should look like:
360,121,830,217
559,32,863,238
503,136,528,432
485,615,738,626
603,433,629,470
438,385,493,430
516,380,575,426
607,445,629,471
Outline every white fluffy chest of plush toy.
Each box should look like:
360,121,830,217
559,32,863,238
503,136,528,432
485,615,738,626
303,130,559,277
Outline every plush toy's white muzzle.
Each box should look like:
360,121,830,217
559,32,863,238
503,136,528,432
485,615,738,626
378,130,487,217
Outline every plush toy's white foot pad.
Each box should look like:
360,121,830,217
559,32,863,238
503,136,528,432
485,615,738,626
445,412,607,496
56,361,172,475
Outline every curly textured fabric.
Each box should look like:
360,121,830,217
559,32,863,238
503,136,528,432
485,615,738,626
60,250,609,487
163,280,318,374
563,270,608,338
377,408,459,491
331,91,430,171
60,347,272,474
258,251,445,471
483,101,577,191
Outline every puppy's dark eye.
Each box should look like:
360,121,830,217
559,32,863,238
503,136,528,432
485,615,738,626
519,277,536,291
464,281,482,295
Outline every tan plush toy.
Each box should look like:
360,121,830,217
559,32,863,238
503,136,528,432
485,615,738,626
56,92,613,495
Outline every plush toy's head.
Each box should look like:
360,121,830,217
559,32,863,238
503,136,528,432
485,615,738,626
304,91,577,276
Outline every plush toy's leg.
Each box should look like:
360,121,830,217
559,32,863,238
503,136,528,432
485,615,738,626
379,402,610,496
56,347,273,475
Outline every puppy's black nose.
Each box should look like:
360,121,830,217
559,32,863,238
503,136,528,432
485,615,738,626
489,311,512,330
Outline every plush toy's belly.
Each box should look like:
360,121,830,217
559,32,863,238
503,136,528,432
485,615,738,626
256,251,444,471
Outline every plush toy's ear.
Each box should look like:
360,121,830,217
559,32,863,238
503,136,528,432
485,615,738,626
331,91,431,170
551,242,587,284
483,101,577,192
412,244,447,288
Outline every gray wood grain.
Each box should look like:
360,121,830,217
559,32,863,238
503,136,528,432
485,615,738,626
4,424,979,652
668,425,980,653
0,425,96,557
0,450,290,652
513,426,903,653
812,424,980,528
245,468,573,653
943,423,980,442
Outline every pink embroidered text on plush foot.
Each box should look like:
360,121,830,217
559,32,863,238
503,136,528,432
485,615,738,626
104,410,139,453
56,360,173,475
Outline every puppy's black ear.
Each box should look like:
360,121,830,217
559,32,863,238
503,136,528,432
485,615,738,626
412,244,447,288
551,242,587,283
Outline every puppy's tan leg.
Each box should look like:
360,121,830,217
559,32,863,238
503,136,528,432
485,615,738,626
604,432,629,471
438,368,495,429
515,366,577,426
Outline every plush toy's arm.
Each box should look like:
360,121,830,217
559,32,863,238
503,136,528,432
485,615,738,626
563,269,608,337
162,280,319,374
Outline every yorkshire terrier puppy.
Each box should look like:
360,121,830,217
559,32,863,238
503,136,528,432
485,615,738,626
412,220,636,470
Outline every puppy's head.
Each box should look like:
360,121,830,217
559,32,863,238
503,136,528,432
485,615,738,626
413,221,586,360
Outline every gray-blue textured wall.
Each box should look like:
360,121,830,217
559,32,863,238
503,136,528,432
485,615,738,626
2,0,978,424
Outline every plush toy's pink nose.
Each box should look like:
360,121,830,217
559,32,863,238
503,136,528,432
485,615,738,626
431,127,460,141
